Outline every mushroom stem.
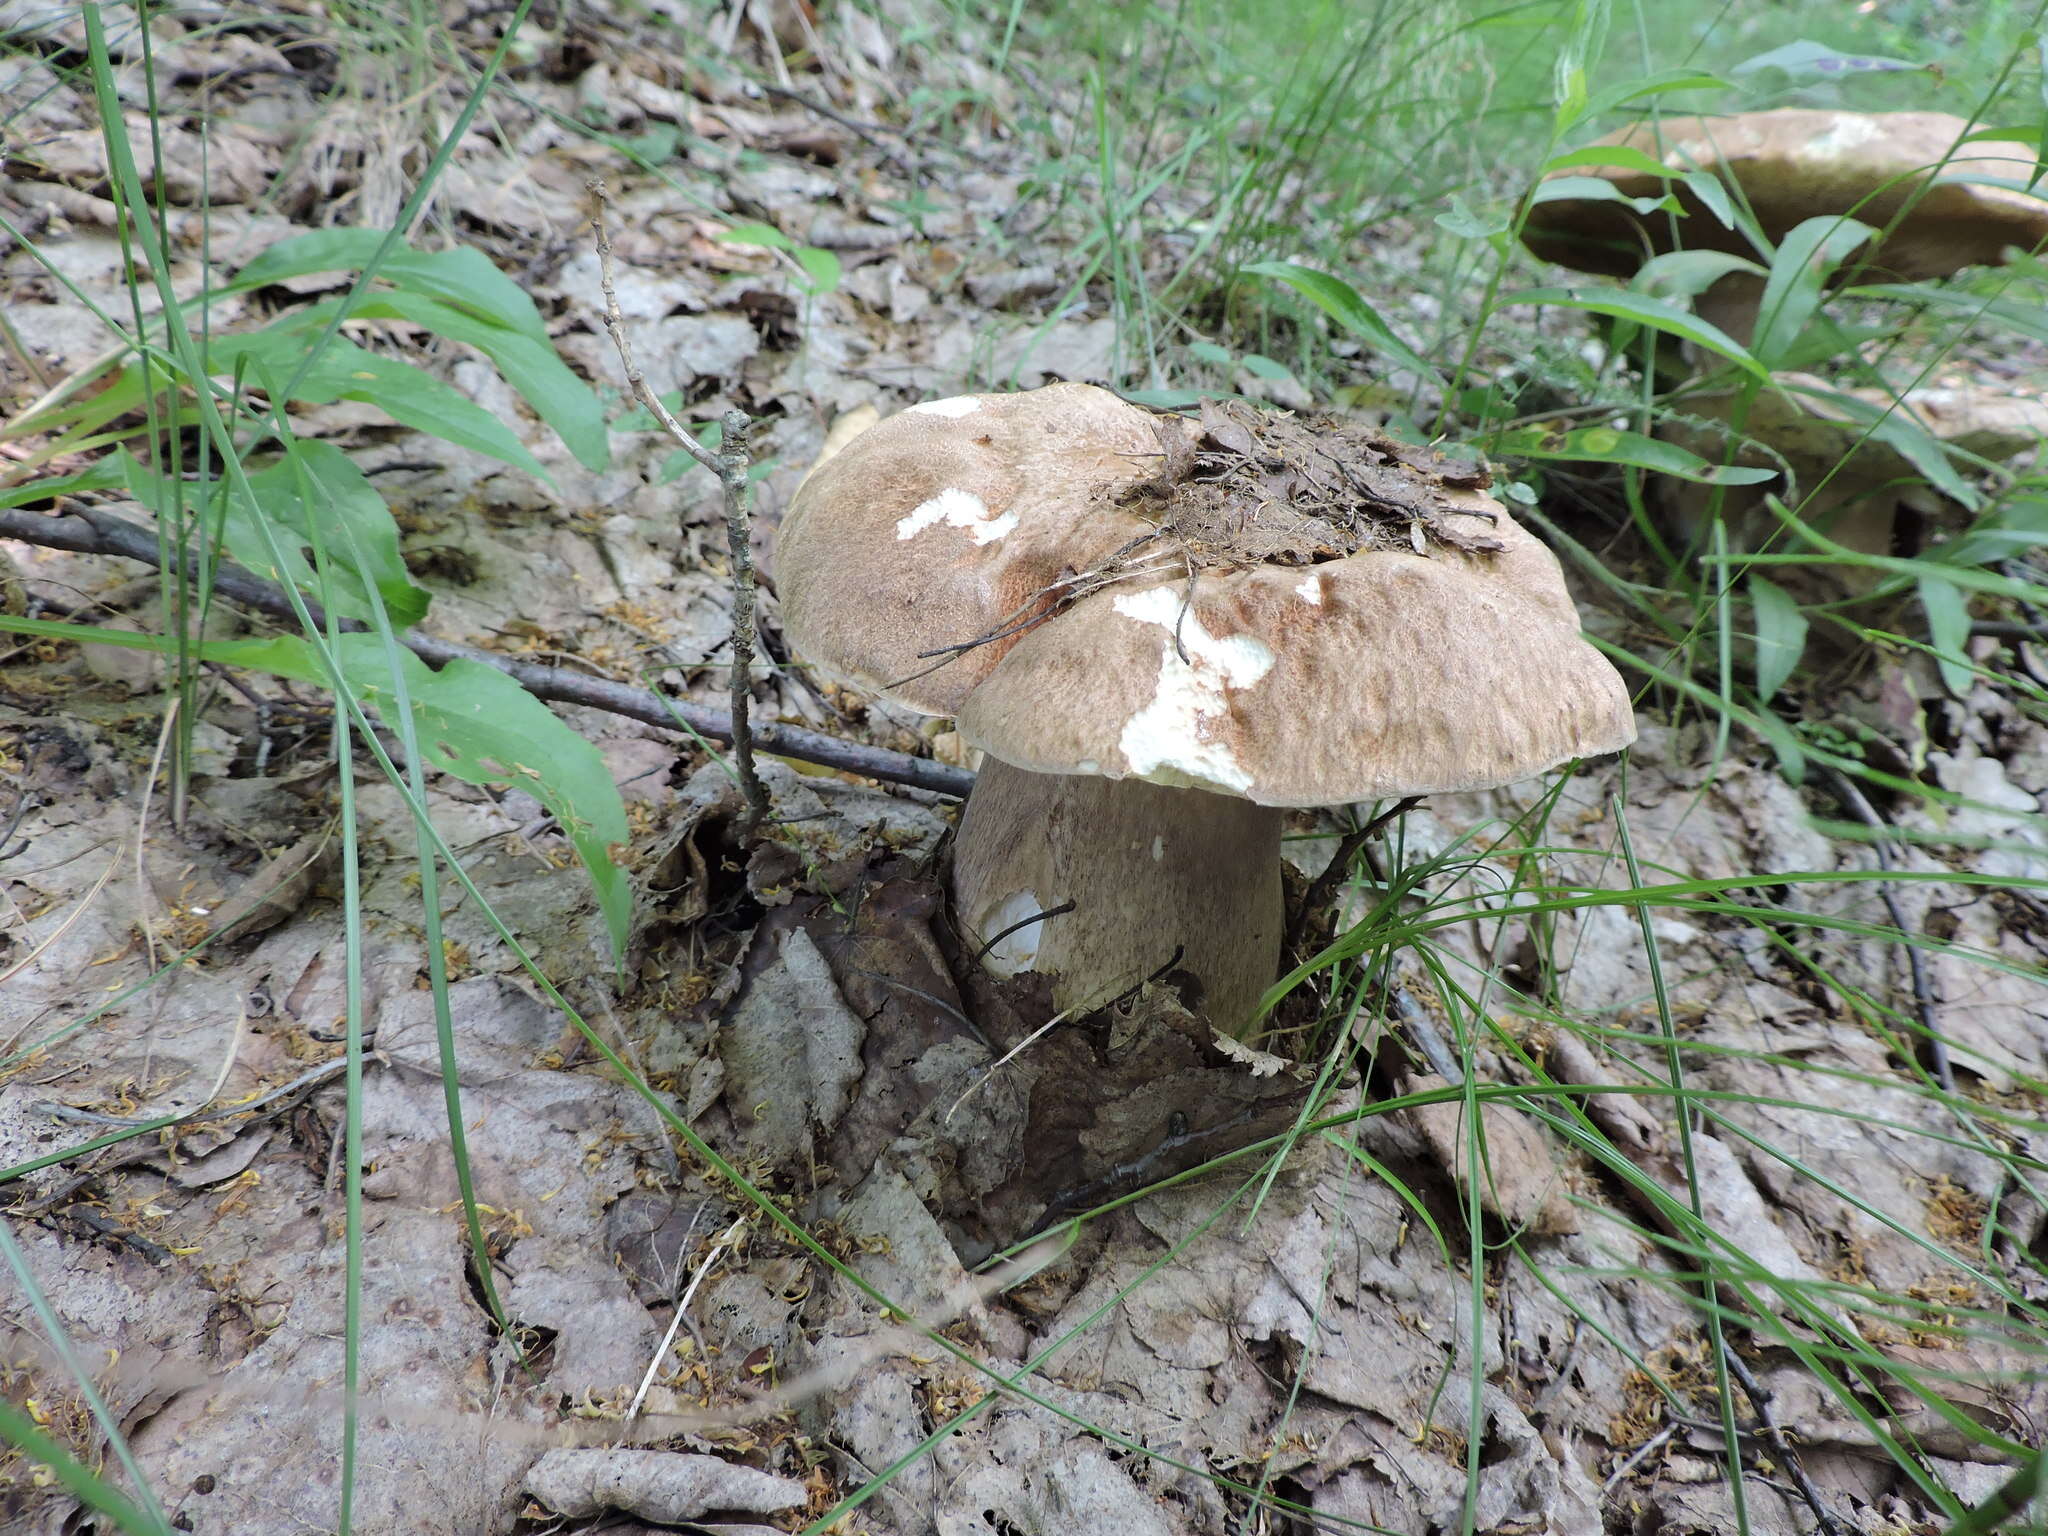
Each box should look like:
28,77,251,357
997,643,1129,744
949,758,1284,1037
1695,270,1766,349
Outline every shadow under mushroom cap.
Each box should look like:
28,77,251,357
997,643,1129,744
1522,109,2048,283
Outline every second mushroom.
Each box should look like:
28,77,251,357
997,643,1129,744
775,384,1636,1035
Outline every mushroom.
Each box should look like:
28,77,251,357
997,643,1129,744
1660,369,2048,590
774,383,1636,1035
1522,109,2048,344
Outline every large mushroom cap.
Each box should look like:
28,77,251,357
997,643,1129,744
953,491,1637,806
1523,109,2048,282
780,385,1636,805
776,383,1181,716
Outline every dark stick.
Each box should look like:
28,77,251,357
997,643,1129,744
972,899,1076,962
1717,1340,1850,1536
0,504,974,797
716,407,768,834
1288,795,1423,952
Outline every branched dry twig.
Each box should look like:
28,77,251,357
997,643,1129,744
590,176,771,835
0,504,973,797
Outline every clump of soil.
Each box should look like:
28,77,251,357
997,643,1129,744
1119,397,1505,569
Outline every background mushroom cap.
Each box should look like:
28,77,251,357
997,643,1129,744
775,383,1178,716
1522,109,2048,281
954,490,1638,807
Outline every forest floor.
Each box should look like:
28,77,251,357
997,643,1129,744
2,2,2045,1534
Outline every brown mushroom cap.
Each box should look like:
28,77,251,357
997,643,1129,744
953,492,1637,807
1523,109,2048,281
775,383,1182,716
1672,370,2048,481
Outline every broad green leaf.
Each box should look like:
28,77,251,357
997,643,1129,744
1763,319,1891,373
230,230,552,345
1631,250,1765,304
212,322,548,477
0,1398,169,1536
1435,194,1509,240
1576,69,1732,122
1747,574,1807,703
153,441,428,627
717,222,841,295
1935,496,2048,570
793,245,843,295
1731,39,1927,80
213,633,634,959
1529,176,1676,215
1750,215,1877,370
1187,340,1234,366
1775,380,1977,509
716,221,795,251
1119,388,1209,410
1916,573,1975,695
1240,353,1294,382
1492,424,1778,484
303,291,610,471
1242,261,1439,382
1507,287,1766,377
0,458,126,510
1853,282,2048,346
1677,168,1737,229
1542,144,1676,179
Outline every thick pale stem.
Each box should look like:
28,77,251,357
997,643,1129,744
949,758,1284,1035
1695,270,1765,349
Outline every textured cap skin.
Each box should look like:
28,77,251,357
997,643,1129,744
775,384,1180,716
954,491,1637,807
1523,109,2048,280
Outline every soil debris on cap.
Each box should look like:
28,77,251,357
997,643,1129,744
1114,397,1504,572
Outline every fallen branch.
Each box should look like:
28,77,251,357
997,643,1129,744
0,503,974,798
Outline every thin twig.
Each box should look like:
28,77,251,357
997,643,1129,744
716,408,768,835
0,781,36,859
972,899,1075,962
1288,795,1423,952
1718,1340,1853,1536
34,1049,356,1131
1823,769,1953,1094
627,1215,746,1423
753,82,915,173
0,505,973,797
1600,1423,1677,1500
590,178,770,834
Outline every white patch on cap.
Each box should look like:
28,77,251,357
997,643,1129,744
894,487,1018,544
1807,115,1885,159
1295,572,1323,605
979,889,1045,975
1112,586,1275,793
1151,836,1165,862
907,396,982,418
